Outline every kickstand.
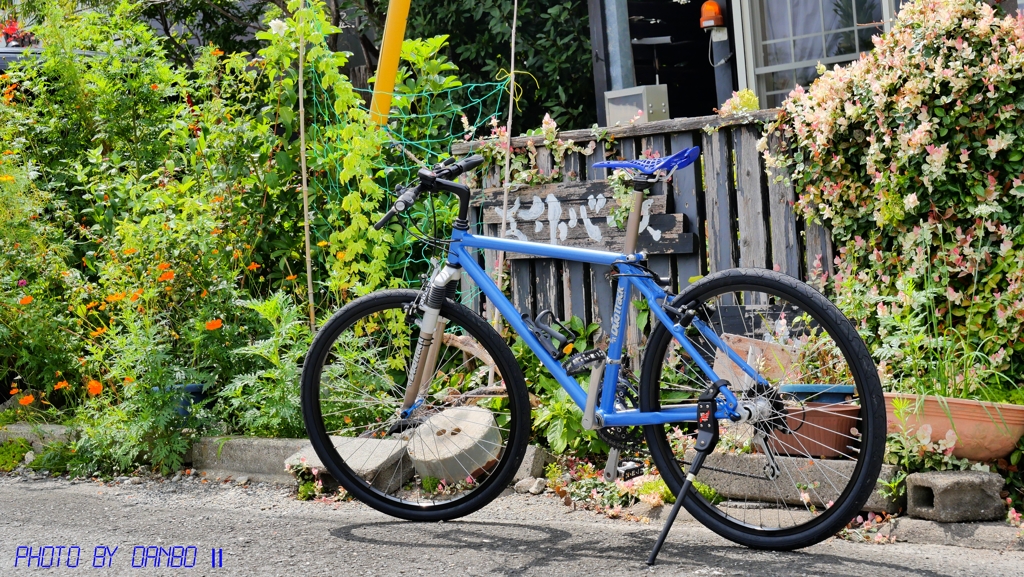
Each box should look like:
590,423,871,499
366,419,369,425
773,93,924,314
647,385,722,565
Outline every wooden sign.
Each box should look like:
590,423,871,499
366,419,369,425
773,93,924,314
471,181,694,259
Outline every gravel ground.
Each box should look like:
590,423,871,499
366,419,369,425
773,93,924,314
2,469,1023,576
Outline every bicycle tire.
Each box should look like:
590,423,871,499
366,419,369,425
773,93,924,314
301,289,530,521
640,268,885,550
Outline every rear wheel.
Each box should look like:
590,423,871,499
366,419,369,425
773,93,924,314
640,269,884,549
301,289,530,521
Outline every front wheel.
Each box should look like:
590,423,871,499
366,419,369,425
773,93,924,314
301,289,530,521
640,269,885,550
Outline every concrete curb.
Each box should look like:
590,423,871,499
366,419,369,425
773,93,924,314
190,436,308,485
885,517,1024,551
0,424,71,450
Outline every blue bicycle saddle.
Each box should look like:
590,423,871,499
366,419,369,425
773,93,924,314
592,146,700,175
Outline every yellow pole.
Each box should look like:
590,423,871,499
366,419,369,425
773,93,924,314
369,0,412,125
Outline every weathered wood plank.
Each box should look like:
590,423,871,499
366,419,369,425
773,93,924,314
485,214,693,259
766,133,800,278
732,125,768,269
474,181,660,223
535,147,553,177
451,109,781,154
621,137,636,161
566,261,588,323
462,205,482,314
702,129,735,273
804,222,834,282
511,260,533,316
586,141,607,181
670,131,704,288
562,150,581,183
643,134,668,197
590,264,614,340
534,259,560,315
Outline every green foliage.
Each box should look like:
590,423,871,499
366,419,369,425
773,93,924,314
513,315,606,456
218,292,311,438
766,0,1024,402
406,0,595,132
420,475,441,493
998,436,1024,510
0,437,31,471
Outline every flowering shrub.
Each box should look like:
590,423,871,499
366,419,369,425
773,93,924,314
765,0,1024,401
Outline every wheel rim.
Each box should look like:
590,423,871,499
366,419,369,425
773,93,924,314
644,281,878,536
310,297,517,509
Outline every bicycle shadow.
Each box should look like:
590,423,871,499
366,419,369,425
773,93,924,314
327,520,948,576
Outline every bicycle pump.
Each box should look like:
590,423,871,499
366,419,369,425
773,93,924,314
647,382,723,565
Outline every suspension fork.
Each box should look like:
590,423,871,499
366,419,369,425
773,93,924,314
400,265,461,415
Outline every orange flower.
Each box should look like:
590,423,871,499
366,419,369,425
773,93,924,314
18,295,32,305
205,319,223,330
9,387,18,395
200,289,208,298
19,394,34,406
150,83,159,90
130,289,143,302
89,326,107,338
246,262,260,271
85,301,99,310
105,292,125,303
211,196,224,203
123,248,138,255
54,381,69,390
123,376,134,383
157,262,171,270
285,274,297,281
87,380,103,395
211,228,222,235
211,48,224,56
158,271,175,282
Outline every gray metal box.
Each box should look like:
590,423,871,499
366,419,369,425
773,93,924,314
604,85,670,125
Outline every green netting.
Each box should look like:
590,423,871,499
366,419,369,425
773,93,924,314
304,40,509,295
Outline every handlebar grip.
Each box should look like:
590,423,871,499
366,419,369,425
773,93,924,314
373,185,423,230
442,154,485,179
373,207,399,230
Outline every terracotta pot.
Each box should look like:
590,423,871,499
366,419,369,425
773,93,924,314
769,402,861,459
884,393,1024,462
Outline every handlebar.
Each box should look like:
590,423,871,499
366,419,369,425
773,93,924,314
372,155,484,230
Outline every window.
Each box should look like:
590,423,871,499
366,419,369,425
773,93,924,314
749,0,902,107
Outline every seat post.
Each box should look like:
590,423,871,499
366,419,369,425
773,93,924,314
622,177,654,255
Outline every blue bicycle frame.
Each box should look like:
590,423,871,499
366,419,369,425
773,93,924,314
445,228,769,428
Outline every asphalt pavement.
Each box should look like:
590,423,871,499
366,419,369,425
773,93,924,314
1,474,1022,576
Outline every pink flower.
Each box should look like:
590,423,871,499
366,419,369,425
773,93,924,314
17,279,26,287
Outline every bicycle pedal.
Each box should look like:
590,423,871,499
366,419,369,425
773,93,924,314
562,349,606,376
618,462,644,481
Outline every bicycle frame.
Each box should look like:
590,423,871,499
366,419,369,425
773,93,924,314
445,228,765,428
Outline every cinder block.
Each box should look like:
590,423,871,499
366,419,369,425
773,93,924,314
513,445,554,482
906,471,1005,522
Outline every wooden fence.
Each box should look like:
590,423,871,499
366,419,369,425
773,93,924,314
450,110,833,355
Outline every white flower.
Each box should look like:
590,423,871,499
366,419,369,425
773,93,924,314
269,19,288,36
904,193,919,211
986,132,1016,158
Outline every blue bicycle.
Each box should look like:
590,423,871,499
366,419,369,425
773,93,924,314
301,149,885,556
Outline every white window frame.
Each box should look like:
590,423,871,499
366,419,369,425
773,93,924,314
732,0,900,106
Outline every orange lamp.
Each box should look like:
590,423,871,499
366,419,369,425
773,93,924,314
700,1,725,28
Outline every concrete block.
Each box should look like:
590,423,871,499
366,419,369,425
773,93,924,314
285,437,412,494
192,436,308,485
0,424,70,451
906,471,1005,522
514,445,554,482
406,407,500,483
